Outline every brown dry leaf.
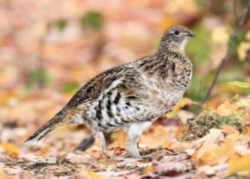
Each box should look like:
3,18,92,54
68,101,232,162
0,143,19,158
227,154,250,175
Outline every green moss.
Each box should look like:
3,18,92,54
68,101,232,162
79,11,103,31
219,115,242,132
181,111,242,141
182,110,220,140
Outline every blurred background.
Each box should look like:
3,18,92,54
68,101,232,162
0,0,249,145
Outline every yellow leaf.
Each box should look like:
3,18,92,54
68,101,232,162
0,143,19,158
228,154,250,175
88,171,101,179
226,81,250,88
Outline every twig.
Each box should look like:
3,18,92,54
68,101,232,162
195,0,250,115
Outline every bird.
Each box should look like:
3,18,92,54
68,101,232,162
25,25,194,158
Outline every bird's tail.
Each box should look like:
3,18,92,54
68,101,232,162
24,107,69,146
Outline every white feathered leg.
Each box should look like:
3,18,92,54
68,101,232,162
125,121,152,158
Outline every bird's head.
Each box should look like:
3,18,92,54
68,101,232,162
159,25,195,52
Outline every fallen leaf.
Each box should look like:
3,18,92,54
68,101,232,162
166,98,193,118
88,171,101,179
144,166,154,175
217,100,238,116
228,154,250,175
141,125,167,148
0,143,19,158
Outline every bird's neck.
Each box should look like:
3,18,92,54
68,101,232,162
159,38,189,52
159,43,185,55
136,47,192,87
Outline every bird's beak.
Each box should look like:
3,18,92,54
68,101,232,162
187,31,195,38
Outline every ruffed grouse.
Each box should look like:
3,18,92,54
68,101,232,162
25,25,194,158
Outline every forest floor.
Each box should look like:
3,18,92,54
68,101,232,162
0,95,249,178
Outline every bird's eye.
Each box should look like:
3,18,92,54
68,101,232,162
174,30,180,35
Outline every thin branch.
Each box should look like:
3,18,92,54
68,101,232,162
195,0,250,115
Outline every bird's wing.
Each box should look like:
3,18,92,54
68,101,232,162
66,64,143,108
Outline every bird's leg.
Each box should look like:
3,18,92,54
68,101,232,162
125,121,152,158
96,131,111,158
73,135,95,152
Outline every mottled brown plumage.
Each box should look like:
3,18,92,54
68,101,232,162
25,25,195,158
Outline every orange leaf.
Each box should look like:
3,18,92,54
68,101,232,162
144,166,154,174
0,143,19,158
166,98,193,118
228,154,250,175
